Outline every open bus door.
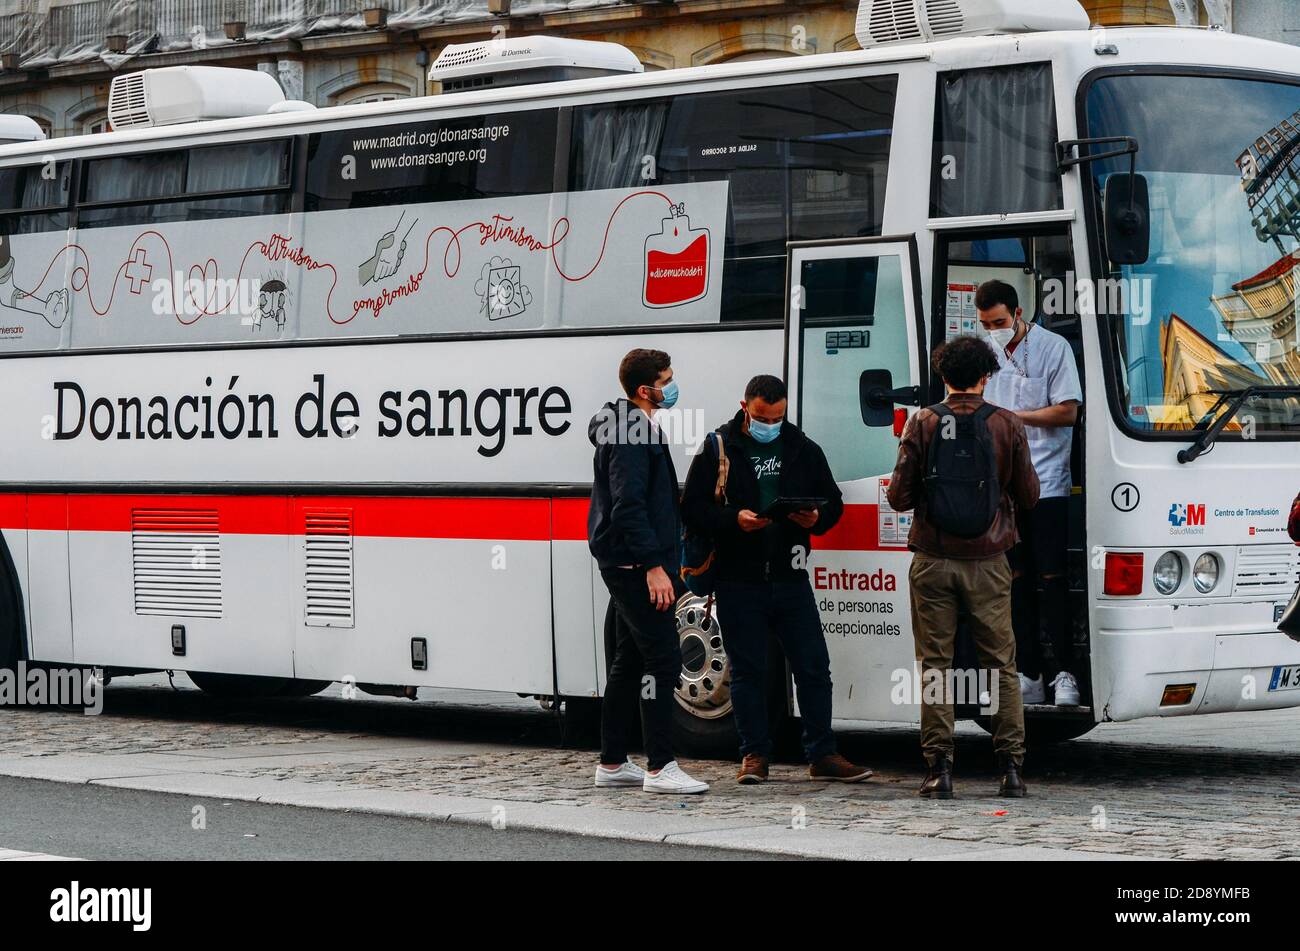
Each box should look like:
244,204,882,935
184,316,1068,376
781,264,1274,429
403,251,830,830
784,236,927,723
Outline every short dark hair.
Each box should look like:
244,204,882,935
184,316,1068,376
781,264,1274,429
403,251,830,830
619,349,671,398
933,335,1001,390
975,279,1019,316
744,374,787,404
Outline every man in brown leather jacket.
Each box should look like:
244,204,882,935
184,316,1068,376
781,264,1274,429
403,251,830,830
887,335,1039,799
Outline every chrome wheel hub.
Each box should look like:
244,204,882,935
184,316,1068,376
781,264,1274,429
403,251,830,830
673,594,732,719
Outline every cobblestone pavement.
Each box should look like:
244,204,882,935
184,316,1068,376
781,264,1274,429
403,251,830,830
2,676,1298,860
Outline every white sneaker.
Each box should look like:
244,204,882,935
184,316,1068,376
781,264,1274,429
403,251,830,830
1019,673,1045,704
643,760,709,795
594,759,646,788
1052,671,1081,706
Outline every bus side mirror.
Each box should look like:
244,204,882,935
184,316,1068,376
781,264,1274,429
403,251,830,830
859,370,920,427
1104,172,1150,266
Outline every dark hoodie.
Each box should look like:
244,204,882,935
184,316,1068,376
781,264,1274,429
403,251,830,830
587,399,680,572
682,410,843,582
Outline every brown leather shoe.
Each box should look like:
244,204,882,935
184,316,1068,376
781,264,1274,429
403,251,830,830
737,754,769,784
809,753,873,783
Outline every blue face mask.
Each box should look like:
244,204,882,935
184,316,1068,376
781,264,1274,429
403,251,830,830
654,380,679,409
748,415,782,444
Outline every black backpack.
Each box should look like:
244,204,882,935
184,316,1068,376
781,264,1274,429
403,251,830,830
922,403,1001,539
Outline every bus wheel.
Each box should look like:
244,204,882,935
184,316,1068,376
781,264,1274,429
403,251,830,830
976,714,1097,744
186,671,290,698
670,594,738,758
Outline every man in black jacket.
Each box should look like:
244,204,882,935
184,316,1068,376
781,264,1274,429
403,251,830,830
588,348,708,795
682,375,872,785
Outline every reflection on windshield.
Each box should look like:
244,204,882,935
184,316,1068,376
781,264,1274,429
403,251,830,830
1087,75,1300,432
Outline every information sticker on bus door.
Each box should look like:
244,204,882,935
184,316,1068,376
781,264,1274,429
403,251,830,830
944,283,978,339
877,479,911,548
644,203,710,308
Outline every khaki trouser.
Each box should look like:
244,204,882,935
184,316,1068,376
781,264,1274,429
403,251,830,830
908,551,1025,766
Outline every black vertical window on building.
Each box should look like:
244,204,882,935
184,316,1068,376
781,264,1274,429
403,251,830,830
569,75,899,322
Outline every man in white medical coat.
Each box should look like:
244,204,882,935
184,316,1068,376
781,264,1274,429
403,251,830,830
976,279,1082,707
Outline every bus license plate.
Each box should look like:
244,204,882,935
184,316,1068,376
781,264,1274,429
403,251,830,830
1268,665,1300,692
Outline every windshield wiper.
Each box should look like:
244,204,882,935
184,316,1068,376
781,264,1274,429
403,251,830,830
1177,385,1300,464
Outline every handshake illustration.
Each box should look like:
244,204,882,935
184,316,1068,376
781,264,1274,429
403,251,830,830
359,212,419,286
0,238,69,329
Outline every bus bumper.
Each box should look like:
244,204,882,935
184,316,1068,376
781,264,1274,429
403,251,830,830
1094,603,1300,721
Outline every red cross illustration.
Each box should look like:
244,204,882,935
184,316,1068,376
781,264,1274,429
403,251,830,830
125,248,153,295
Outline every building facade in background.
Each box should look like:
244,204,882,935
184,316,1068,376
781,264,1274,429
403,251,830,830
0,0,1294,138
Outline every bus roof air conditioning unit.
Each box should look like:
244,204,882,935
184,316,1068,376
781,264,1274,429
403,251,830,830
108,66,286,130
429,36,643,93
855,0,1089,48
0,114,47,144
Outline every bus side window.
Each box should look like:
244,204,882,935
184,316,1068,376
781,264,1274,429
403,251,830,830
0,161,72,349
932,63,1063,219
0,161,71,234
303,109,559,212
569,75,899,325
77,141,292,229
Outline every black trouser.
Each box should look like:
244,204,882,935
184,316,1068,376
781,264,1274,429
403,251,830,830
1008,496,1071,682
714,576,836,764
599,567,683,772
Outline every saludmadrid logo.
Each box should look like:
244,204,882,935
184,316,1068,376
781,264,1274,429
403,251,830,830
49,882,152,932
0,662,104,714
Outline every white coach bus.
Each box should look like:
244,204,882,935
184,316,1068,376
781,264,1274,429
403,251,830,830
0,0,1297,750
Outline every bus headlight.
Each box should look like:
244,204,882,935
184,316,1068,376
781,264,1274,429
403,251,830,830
1193,553,1221,594
1153,551,1183,595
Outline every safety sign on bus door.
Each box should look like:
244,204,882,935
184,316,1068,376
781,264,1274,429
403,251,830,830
877,479,911,548
945,283,978,339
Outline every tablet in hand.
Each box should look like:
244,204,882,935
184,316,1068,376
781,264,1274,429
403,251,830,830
759,497,826,520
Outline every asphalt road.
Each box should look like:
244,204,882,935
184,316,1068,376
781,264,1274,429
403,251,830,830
0,775,793,861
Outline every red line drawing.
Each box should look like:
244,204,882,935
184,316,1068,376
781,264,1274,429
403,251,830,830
16,189,684,328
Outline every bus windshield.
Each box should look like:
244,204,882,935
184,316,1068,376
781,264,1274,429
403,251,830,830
1085,72,1300,434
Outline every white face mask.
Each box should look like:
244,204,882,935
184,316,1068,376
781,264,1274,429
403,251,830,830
986,324,1016,351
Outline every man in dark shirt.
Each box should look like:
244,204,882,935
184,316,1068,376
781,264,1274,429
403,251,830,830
683,374,872,785
887,336,1039,799
588,348,708,795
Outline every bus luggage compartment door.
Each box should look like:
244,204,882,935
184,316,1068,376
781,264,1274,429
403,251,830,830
289,497,556,695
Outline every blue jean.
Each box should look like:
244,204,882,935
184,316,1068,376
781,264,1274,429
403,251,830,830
714,577,836,763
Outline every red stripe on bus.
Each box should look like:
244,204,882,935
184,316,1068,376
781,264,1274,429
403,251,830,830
290,496,551,541
551,497,589,542
812,504,881,552
67,494,290,535
0,494,900,550
26,494,67,531
0,494,28,528
7,494,552,541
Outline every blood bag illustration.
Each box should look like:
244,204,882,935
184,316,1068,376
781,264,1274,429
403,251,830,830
643,203,710,308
